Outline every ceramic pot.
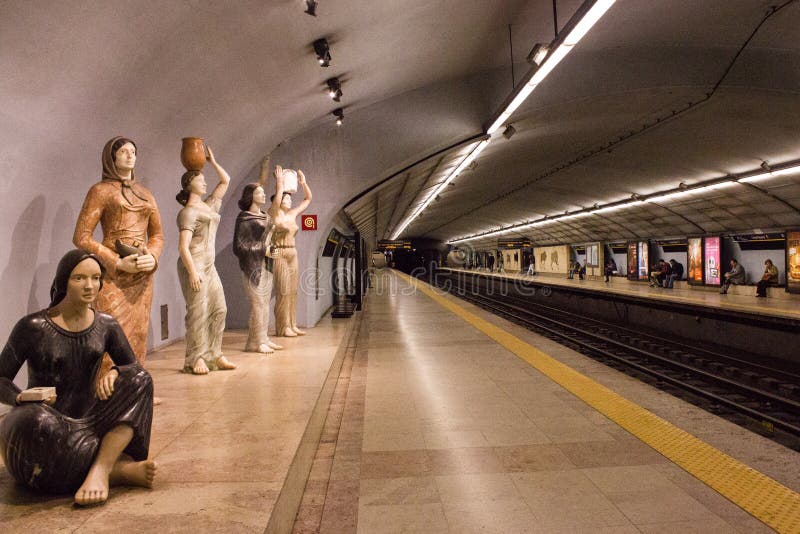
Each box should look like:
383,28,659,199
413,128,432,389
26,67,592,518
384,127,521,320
181,137,206,171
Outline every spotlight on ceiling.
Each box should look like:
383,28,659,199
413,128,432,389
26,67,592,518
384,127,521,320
526,43,549,65
304,0,318,16
326,77,343,102
313,38,331,67
502,124,516,140
333,108,344,126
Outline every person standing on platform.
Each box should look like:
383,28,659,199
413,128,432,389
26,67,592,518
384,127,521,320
604,257,617,283
755,259,779,297
487,254,495,272
721,259,746,294
665,259,684,288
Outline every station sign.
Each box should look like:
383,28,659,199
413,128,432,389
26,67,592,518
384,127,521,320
377,239,411,250
301,214,318,231
498,238,531,248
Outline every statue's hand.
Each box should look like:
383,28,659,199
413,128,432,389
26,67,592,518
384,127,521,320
261,155,271,171
274,165,284,183
96,368,119,401
136,253,156,272
117,255,140,274
297,170,306,185
206,145,217,164
190,272,203,292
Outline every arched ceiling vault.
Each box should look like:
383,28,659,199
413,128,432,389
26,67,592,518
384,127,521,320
343,0,800,251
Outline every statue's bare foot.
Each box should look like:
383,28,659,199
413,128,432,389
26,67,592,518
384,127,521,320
193,359,210,375
74,465,110,506
281,328,297,337
153,397,163,406
257,343,275,354
217,356,237,370
110,459,157,488
292,327,306,336
267,340,283,350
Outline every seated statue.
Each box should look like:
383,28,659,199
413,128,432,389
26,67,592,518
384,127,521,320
0,249,155,506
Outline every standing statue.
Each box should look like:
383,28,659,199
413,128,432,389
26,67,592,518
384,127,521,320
73,137,164,369
176,147,236,374
233,157,284,354
269,165,312,337
0,249,155,506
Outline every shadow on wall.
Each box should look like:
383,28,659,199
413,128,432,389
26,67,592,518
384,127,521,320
218,242,248,330
1,197,46,332
27,202,77,312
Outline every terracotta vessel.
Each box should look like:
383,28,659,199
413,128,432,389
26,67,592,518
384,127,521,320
181,137,206,171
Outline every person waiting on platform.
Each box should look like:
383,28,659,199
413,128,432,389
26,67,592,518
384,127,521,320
664,259,684,289
721,259,746,294
567,260,581,279
487,254,495,272
649,259,669,287
755,259,779,298
526,260,536,276
604,257,617,283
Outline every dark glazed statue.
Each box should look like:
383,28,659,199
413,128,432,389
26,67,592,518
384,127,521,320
233,156,284,354
0,250,156,506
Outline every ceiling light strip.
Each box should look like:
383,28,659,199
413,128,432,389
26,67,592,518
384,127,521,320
486,0,616,135
391,138,490,240
448,159,800,244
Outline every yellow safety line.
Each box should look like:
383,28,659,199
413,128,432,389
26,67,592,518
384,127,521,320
398,272,800,533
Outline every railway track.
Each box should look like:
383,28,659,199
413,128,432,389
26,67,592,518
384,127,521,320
432,272,800,450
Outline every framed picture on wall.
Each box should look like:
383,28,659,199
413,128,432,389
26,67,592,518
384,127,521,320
586,243,600,267
637,241,649,280
703,236,722,286
627,241,638,280
786,229,800,294
687,237,704,285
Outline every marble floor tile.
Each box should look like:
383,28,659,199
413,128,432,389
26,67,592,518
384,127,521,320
356,503,449,534
359,476,440,505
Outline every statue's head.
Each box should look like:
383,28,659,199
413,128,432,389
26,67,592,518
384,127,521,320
176,170,205,205
239,183,266,211
49,249,105,308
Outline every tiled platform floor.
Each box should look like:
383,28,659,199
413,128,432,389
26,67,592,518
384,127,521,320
442,267,800,321
300,270,799,533
0,318,348,533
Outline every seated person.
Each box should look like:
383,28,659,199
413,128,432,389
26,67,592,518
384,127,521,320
567,260,581,279
755,258,779,297
604,257,617,283
0,249,155,506
721,258,746,294
649,260,669,287
664,259,684,288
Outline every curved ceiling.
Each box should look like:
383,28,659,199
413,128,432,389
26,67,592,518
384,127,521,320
344,0,800,250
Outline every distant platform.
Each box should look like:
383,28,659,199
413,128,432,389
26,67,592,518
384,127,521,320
440,267,800,323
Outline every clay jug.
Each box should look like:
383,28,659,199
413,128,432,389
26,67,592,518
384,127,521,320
181,137,206,171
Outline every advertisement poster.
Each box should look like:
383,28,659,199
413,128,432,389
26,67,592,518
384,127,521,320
586,243,599,267
787,230,800,294
637,241,649,280
627,242,638,280
688,237,703,284
704,236,721,286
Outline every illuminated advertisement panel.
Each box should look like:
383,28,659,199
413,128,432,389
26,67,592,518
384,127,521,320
637,241,649,280
787,230,800,294
627,242,638,280
687,237,703,285
703,236,721,286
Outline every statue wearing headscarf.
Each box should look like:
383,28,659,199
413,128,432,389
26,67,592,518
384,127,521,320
73,137,164,364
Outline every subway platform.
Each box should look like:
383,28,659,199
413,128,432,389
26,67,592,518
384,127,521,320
440,267,800,322
1,271,799,533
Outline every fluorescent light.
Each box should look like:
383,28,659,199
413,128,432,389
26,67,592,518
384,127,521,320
391,139,490,239
487,0,616,134
593,201,641,214
738,163,800,183
645,181,737,203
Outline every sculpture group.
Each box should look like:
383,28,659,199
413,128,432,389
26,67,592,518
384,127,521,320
0,136,313,505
